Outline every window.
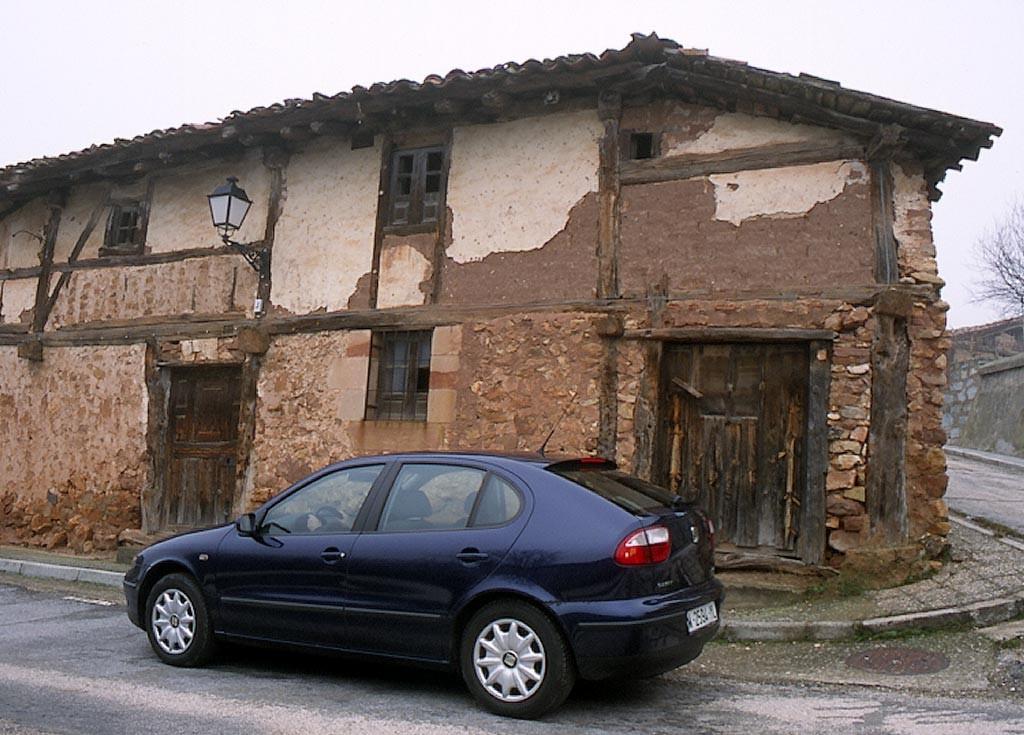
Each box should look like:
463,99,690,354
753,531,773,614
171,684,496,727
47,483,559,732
365,330,433,421
260,465,384,535
102,201,145,254
387,146,446,226
624,132,659,161
376,464,523,532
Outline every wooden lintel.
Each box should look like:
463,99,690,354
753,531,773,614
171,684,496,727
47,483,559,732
620,142,867,186
0,245,254,281
624,327,836,343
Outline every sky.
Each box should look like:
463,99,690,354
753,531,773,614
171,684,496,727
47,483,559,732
2,0,1020,328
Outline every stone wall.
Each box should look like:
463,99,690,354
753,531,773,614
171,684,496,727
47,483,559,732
0,344,147,550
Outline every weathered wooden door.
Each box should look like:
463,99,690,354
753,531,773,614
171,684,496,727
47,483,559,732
658,344,808,555
164,366,242,529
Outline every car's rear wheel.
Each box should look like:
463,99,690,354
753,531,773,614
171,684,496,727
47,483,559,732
145,573,215,667
460,600,575,719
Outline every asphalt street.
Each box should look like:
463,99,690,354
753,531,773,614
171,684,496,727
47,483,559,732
1,583,1023,735
946,455,1024,535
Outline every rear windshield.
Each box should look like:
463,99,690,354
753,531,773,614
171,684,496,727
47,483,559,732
551,469,675,514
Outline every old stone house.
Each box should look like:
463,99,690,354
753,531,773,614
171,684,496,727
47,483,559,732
0,35,1000,572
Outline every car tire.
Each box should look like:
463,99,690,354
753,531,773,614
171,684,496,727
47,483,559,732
460,600,575,719
144,573,215,667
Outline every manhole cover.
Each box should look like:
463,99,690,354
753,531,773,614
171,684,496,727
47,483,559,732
845,646,950,675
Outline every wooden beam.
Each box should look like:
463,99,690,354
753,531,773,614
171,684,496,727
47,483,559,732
619,142,867,186
368,134,393,309
258,147,290,312
30,190,66,333
870,161,899,284
624,327,835,342
801,339,831,565
865,315,910,545
0,245,258,281
596,90,622,460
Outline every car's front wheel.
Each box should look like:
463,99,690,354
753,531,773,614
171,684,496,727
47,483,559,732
144,573,215,667
460,600,575,719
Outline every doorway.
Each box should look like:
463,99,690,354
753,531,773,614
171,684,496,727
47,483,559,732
656,343,809,555
162,365,242,529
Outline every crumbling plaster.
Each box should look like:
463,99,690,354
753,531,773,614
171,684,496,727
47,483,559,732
146,153,270,254
0,278,36,325
667,112,854,156
710,160,868,226
377,243,432,308
0,197,48,270
52,183,114,262
446,110,603,264
891,162,939,281
272,138,380,314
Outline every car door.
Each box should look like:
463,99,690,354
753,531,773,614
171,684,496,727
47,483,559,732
343,462,528,662
213,463,386,646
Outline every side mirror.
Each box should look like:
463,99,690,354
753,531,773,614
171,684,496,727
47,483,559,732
236,513,257,537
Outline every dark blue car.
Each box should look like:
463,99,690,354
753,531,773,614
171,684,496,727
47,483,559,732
124,453,722,718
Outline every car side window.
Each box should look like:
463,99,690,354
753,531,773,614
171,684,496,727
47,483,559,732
378,464,486,532
261,465,384,535
470,474,522,527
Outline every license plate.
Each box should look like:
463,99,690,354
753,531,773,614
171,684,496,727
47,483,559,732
685,601,718,633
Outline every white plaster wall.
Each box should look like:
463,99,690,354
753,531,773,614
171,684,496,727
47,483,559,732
377,245,431,309
710,160,867,226
447,110,603,264
146,152,270,253
669,112,852,156
53,183,110,262
0,278,36,324
272,138,380,314
892,163,930,246
0,197,48,270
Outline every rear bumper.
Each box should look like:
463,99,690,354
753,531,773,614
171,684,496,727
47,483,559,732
551,578,724,680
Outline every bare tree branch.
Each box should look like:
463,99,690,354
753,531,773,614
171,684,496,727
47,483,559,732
973,200,1024,317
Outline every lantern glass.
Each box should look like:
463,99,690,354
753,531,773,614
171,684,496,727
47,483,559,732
207,177,253,237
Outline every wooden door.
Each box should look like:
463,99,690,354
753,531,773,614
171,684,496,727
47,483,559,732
658,344,808,554
164,366,242,529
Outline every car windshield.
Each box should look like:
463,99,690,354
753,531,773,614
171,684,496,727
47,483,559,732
551,469,675,515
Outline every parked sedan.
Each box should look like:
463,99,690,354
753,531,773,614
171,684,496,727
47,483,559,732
124,453,722,719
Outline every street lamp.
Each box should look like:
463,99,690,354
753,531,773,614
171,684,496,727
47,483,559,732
207,176,268,285
207,176,252,240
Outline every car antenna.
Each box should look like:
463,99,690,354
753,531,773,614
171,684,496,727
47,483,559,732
538,390,578,456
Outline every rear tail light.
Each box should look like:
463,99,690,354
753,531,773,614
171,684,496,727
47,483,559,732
614,526,671,565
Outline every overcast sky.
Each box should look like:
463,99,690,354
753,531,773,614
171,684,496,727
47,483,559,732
3,0,1020,328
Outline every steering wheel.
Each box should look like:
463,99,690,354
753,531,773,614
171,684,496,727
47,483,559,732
313,506,348,530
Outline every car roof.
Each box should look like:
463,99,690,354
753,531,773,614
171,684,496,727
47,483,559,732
338,451,611,471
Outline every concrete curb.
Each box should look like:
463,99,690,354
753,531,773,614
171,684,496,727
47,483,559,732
0,558,124,589
720,593,1024,642
945,445,1024,473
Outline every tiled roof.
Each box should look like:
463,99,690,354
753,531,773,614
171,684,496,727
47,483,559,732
0,33,1000,203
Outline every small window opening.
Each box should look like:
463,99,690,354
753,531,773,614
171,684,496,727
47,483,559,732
629,133,657,160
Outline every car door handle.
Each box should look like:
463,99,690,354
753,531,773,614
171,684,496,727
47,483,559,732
320,547,346,564
456,549,489,564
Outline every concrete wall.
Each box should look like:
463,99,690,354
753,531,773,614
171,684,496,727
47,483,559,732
960,356,1024,457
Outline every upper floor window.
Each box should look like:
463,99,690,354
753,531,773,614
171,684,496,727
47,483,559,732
102,201,145,255
387,146,446,227
365,329,433,421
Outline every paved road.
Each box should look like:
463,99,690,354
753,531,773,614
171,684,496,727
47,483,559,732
1,583,1023,735
946,454,1024,535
